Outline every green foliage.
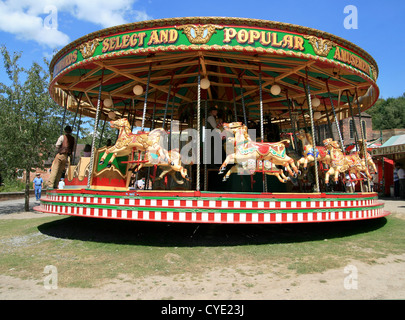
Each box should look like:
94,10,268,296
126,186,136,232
0,177,25,192
0,46,67,210
0,47,62,179
77,120,118,147
367,93,405,130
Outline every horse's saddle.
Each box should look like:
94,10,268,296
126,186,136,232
306,146,328,158
236,138,287,159
254,141,287,158
256,143,272,156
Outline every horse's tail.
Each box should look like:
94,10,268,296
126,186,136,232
280,139,290,147
149,128,166,137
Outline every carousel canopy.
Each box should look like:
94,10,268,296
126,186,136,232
49,17,379,128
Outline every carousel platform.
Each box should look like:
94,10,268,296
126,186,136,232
34,189,389,224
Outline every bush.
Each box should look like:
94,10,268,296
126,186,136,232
0,178,26,192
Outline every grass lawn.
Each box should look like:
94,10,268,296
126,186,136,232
0,214,404,288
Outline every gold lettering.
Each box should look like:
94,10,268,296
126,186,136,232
224,28,237,43
271,33,282,47
122,34,130,49
148,30,160,45
54,50,78,76
334,47,370,74
248,30,260,44
333,46,341,60
237,29,249,43
168,29,178,43
115,36,122,50
260,31,271,46
293,36,304,51
159,29,168,43
102,38,110,53
72,50,78,62
281,34,294,49
340,49,348,62
137,32,146,46
129,33,138,47
110,37,116,50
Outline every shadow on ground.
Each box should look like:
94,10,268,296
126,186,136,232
0,200,36,214
37,215,388,247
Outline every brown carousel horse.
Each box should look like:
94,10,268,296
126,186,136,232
323,138,371,185
295,129,330,170
323,138,347,184
356,139,377,174
99,118,188,182
99,118,161,165
219,122,299,179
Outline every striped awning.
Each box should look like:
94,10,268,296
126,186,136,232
371,134,405,159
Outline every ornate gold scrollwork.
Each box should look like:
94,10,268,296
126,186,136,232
176,24,224,44
370,64,378,80
304,35,336,57
78,38,103,59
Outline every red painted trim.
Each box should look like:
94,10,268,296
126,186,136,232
65,177,87,186
33,204,391,224
45,188,378,200
91,176,127,188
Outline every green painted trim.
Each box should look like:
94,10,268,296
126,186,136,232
51,21,376,81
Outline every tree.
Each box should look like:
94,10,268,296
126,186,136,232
367,94,405,130
0,47,62,210
77,120,118,146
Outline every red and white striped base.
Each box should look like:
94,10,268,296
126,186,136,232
34,190,390,224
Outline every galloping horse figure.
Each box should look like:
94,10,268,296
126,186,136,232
99,118,161,166
295,129,330,170
219,122,299,179
220,139,290,183
323,138,347,185
357,139,377,174
135,149,189,183
98,118,188,182
323,138,370,185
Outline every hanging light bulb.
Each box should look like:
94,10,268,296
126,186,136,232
313,111,322,120
312,97,321,107
103,98,113,107
108,111,116,119
200,77,210,89
270,84,281,96
133,84,144,95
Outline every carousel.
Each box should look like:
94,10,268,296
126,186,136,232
34,17,390,224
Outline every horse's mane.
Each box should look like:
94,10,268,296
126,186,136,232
305,133,313,145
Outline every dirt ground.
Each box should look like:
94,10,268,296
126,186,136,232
0,199,405,300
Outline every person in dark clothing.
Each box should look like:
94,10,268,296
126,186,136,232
205,105,224,167
394,162,400,199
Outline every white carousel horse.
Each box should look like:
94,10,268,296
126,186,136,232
295,129,330,170
133,149,189,183
219,122,299,179
221,157,290,183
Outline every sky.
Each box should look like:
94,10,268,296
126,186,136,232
0,0,404,99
